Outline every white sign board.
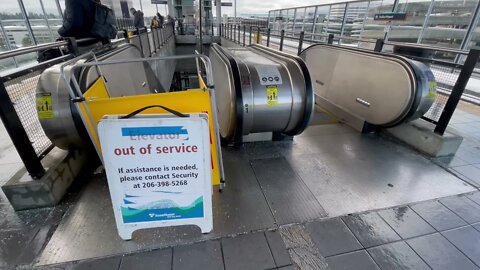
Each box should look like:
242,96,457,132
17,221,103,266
98,114,213,240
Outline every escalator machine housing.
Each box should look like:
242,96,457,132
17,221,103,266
210,44,314,144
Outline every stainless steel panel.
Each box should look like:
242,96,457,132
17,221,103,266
150,38,177,92
250,45,314,135
210,45,237,139
81,44,158,96
235,53,254,135
404,60,437,122
210,44,314,142
37,63,85,149
300,45,435,126
230,48,293,133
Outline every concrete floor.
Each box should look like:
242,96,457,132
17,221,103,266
1,102,480,270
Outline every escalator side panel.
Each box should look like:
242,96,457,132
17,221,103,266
211,44,314,142
81,44,158,96
228,48,293,134
301,45,417,127
37,44,166,150
402,60,437,123
210,44,243,142
250,45,315,135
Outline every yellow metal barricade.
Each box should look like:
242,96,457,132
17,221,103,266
62,54,225,187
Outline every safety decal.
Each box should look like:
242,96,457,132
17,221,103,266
428,81,437,98
36,93,54,119
266,85,278,107
425,70,437,98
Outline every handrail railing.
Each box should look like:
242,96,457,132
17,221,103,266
228,23,472,56
335,36,377,43
0,37,104,61
383,41,469,55
0,41,68,60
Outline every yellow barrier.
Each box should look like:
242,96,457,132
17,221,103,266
79,77,221,185
253,33,263,44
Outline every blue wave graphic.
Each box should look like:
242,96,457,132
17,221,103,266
123,199,136,205
121,196,204,223
121,126,187,136
152,191,183,194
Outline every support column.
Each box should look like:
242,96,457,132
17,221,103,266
0,16,18,67
199,0,203,53
39,0,54,41
417,0,435,44
339,4,348,38
460,1,480,51
55,0,63,19
311,6,318,40
17,0,37,45
168,0,175,17
216,0,221,36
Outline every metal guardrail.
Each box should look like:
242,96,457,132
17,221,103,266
116,18,135,30
0,56,71,179
373,39,480,135
0,37,103,62
0,18,135,71
0,41,68,60
222,23,480,136
0,25,174,179
383,41,469,55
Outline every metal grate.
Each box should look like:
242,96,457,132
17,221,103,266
4,71,52,155
423,63,461,122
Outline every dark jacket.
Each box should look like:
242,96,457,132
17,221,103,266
133,10,145,28
58,0,96,38
157,14,164,26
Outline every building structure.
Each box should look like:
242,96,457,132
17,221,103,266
269,0,480,50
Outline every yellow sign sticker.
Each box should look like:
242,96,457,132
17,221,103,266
36,93,54,119
428,81,437,97
266,85,278,106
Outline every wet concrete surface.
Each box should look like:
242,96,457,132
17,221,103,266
1,104,480,269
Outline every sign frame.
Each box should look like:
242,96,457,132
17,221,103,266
214,2,233,6
374,12,407,21
151,0,168,4
98,113,213,240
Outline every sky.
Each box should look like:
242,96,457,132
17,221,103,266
0,0,445,16
0,0,374,17
0,0,351,15
1,0,62,14
220,0,351,15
